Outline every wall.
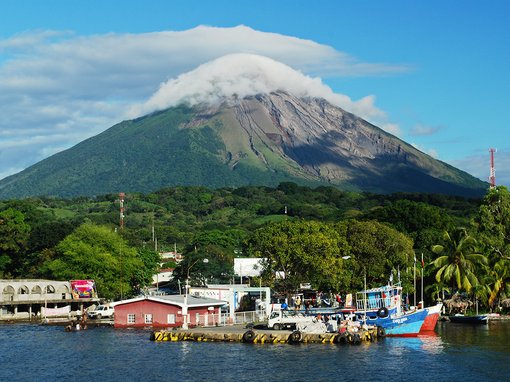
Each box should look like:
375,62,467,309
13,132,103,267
0,280,71,302
114,299,220,328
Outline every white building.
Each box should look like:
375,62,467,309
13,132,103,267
190,284,271,319
233,258,264,277
0,279,99,320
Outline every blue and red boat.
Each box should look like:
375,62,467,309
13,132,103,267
351,284,427,337
420,303,443,332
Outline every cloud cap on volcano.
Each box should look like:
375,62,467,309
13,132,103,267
131,53,386,122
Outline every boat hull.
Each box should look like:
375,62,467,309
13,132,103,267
420,303,443,332
360,309,427,337
449,314,488,324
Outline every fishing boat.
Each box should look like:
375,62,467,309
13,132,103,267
449,314,488,324
420,302,443,332
353,284,427,337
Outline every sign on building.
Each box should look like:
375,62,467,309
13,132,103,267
70,280,97,299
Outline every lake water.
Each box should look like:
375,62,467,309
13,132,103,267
1,320,509,381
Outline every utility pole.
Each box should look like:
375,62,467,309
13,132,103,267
489,148,496,189
119,192,125,229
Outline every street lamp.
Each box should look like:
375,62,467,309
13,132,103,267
182,258,208,329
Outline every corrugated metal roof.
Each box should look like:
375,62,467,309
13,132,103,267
115,294,226,308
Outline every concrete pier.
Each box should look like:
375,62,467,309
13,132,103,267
150,326,383,345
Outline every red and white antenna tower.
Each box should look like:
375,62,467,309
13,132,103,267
119,192,125,229
489,148,496,189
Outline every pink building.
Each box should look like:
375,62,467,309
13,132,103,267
114,295,225,328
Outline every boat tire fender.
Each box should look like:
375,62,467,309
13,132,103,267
352,333,362,345
335,333,348,345
288,330,302,344
242,330,256,343
377,326,386,338
377,307,389,318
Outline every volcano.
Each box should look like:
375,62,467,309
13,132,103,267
0,90,487,199
0,53,487,198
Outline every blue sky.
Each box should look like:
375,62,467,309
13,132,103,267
1,0,509,188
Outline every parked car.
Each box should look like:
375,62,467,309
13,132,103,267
267,310,314,330
87,305,114,319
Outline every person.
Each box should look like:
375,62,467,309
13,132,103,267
295,296,301,311
336,294,343,307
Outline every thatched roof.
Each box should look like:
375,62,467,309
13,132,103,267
443,293,473,314
501,298,510,308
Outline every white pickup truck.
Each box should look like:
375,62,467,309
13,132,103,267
267,310,315,330
87,305,115,319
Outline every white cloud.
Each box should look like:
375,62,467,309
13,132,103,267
0,25,409,180
380,122,402,137
130,53,388,123
410,124,443,136
450,149,510,187
411,143,439,158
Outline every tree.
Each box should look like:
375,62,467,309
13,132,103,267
431,228,487,293
0,208,31,277
171,248,234,291
486,258,510,308
475,186,510,261
132,248,161,293
44,223,146,300
473,186,510,310
247,220,351,294
339,220,415,290
367,199,453,235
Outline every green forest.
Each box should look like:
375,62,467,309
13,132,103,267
0,182,509,312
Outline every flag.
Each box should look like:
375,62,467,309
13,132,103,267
397,266,401,283
421,253,425,268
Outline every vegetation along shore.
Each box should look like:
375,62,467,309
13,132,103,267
0,182,509,315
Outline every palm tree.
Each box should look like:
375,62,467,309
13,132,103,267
431,228,487,293
487,258,510,308
424,280,450,303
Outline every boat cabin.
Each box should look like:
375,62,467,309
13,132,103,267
355,284,403,319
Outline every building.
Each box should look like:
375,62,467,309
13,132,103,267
113,294,225,328
0,279,99,320
233,257,264,279
152,268,174,287
190,285,271,320
160,251,182,263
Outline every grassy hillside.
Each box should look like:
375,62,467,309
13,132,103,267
0,106,312,198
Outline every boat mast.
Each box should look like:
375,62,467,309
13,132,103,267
413,255,416,307
363,272,367,326
421,253,424,309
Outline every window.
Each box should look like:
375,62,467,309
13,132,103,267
167,314,176,324
127,314,136,324
18,286,29,294
144,314,153,324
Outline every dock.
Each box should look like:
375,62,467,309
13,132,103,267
150,325,384,345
